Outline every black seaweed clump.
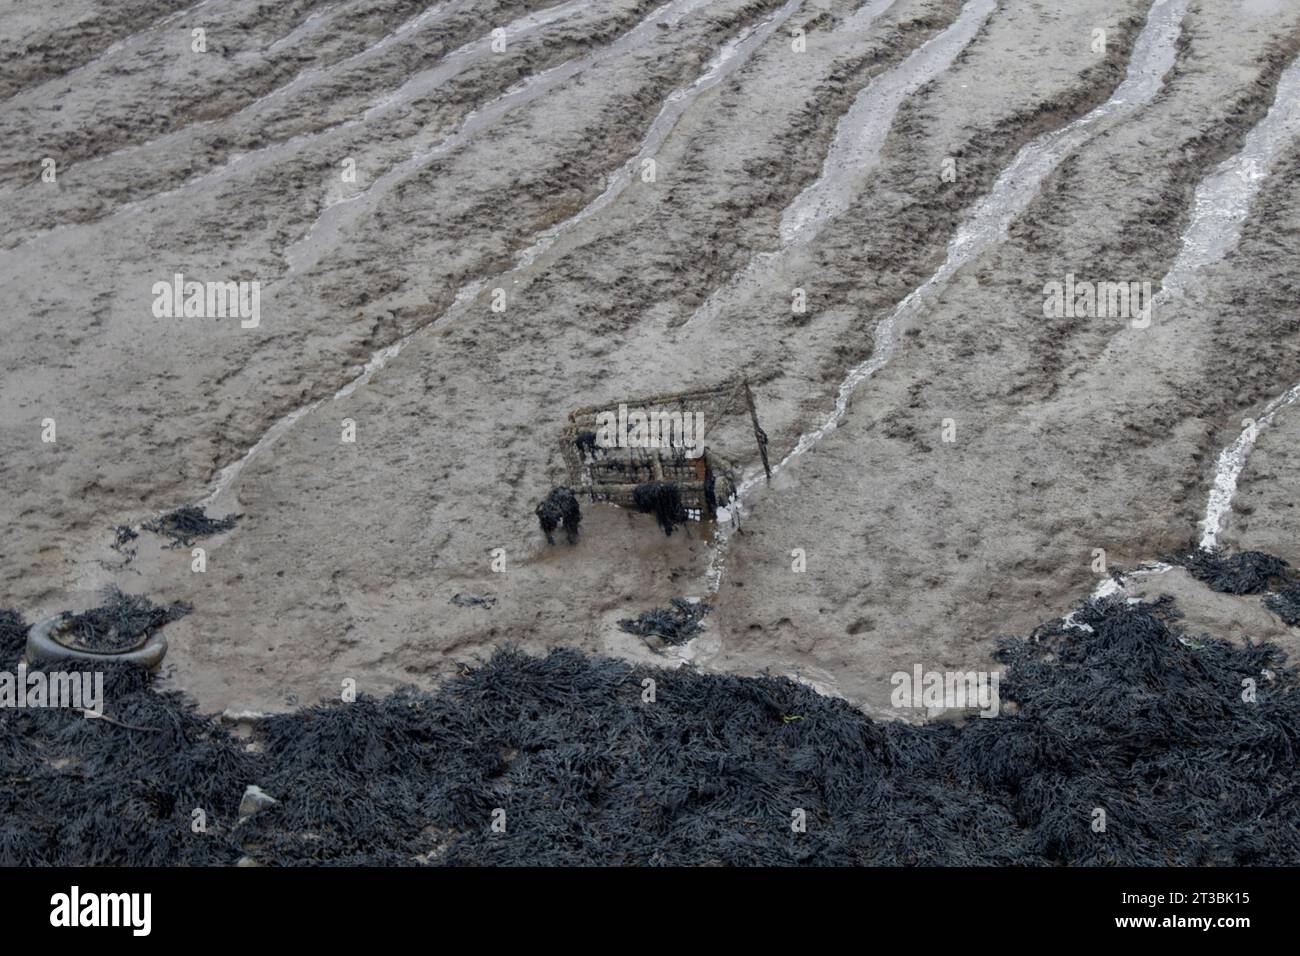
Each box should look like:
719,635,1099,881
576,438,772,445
1265,584,1300,627
450,593,496,609
618,598,711,645
1,592,1297,866
633,480,686,536
0,609,252,865
535,486,581,545
142,505,240,548
0,608,27,665
1179,547,1291,594
58,586,192,652
574,431,599,459
110,524,138,561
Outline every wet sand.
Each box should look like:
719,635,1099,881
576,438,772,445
2,0,1299,715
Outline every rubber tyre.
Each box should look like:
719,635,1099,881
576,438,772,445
26,616,168,671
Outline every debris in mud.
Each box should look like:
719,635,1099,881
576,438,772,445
535,486,581,545
1264,584,1300,627
57,587,192,652
142,505,240,548
450,593,496,609
2,591,1296,866
560,380,762,527
633,480,687,536
109,524,138,561
618,597,712,645
1177,547,1292,594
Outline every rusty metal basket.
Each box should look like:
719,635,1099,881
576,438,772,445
560,378,769,522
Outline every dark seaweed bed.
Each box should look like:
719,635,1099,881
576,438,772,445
1,569,1297,866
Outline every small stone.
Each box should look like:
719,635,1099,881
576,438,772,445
221,709,266,723
239,784,278,817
